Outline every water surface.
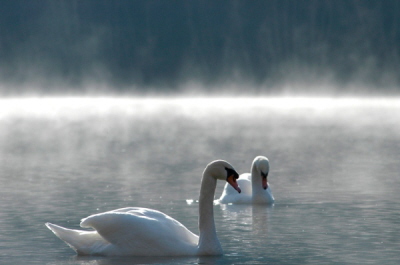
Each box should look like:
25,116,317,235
0,97,399,264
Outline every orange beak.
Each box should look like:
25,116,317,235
227,175,241,193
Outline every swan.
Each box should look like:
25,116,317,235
46,160,241,256
218,156,274,204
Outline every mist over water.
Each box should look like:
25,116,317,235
0,98,399,264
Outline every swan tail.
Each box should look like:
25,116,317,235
45,222,109,255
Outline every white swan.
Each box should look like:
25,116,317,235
46,160,241,256
218,156,274,204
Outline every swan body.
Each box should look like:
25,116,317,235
218,156,274,204
46,160,241,256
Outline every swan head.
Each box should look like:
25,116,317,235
254,156,270,190
206,160,241,193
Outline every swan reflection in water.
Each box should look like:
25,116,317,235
218,203,273,237
73,255,225,265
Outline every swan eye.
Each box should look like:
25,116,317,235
225,167,239,179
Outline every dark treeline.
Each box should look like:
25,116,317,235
1,0,399,94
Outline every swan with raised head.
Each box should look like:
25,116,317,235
46,160,241,256
218,156,274,204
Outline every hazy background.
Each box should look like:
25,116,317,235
1,0,399,96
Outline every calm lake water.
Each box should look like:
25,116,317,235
0,97,399,264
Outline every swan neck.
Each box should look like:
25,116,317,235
197,171,222,255
251,162,265,196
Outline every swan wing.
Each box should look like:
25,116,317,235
46,222,110,255
80,207,199,256
237,173,252,194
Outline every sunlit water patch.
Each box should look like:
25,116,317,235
0,97,399,264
